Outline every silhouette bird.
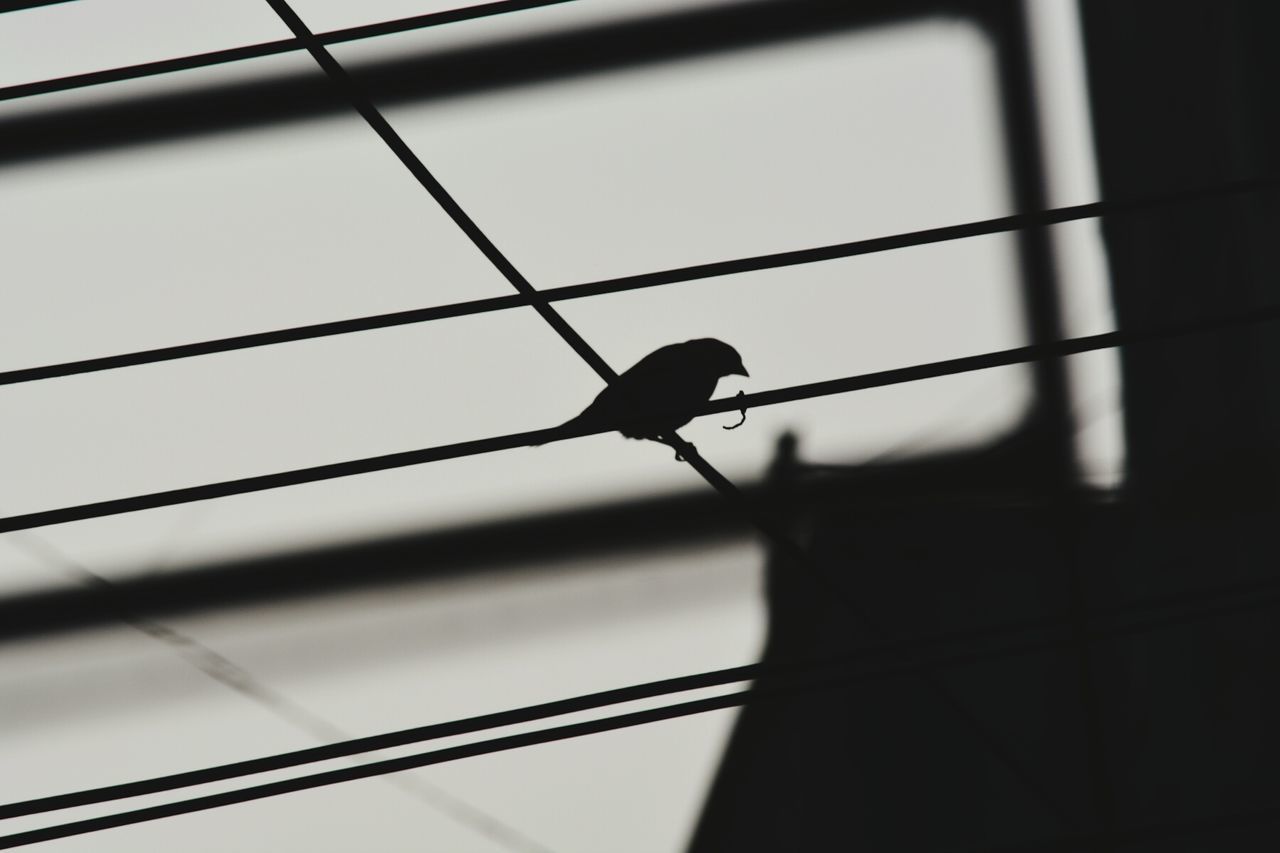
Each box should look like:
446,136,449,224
548,338,748,449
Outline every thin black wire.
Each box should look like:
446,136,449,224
5,298,1280,535
0,0,579,104
2,175,1273,388
4,579,1279,848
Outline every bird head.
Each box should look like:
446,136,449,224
688,338,749,378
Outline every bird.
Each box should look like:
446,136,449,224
546,338,748,449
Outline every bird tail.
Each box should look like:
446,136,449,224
535,405,615,446
533,411,587,447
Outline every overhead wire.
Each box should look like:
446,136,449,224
0,0,581,104
1,175,1274,389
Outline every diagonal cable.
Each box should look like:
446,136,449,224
0,0,581,104
263,0,613,382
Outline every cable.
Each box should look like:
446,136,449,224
2,175,1274,388
5,298,1280,535
4,578,1278,847
0,295,522,387
0,0,580,104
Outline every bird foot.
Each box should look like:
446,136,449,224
653,436,693,462
722,390,748,430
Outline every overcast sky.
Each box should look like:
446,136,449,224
0,1,1116,851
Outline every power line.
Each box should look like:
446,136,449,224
2,175,1274,389
4,298,1280,535
0,0,579,104
3,578,1278,847
0,295,523,387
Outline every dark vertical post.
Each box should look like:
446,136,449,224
1078,0,1280,833
985,3,1118,845
982,0,1078,485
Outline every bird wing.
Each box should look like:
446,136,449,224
560,343,692,434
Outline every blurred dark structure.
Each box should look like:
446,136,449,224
4,0,1280,850
691,1,1280,851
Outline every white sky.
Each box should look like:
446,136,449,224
0,1,1116,851
0,5,1030,570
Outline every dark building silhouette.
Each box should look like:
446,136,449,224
690,2,1280,850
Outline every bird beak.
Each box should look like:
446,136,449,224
733,366,750,378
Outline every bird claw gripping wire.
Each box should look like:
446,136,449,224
722,390,748,430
